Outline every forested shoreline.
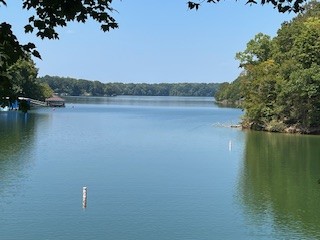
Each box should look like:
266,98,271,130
214,1,320,134
38,75,220,97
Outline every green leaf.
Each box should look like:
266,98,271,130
32,50,42,60
188,2,200,10
24,24,34,33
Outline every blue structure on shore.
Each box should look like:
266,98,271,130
0,97,31,111
10,99,19,110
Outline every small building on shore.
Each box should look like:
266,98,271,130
45,96,65,107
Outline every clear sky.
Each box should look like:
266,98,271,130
1,0,295,83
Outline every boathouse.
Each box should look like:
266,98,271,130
45,96,65,107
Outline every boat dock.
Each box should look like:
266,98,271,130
0,96,65,111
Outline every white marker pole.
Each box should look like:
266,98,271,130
229,140,232,151
82,187,87,208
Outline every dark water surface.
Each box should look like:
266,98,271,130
0,96,319,240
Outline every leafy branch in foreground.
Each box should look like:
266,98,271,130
187,0,306,13
1,0,118,98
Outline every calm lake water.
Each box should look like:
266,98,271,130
1,96,320,240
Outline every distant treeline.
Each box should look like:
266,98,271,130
38,75,220,97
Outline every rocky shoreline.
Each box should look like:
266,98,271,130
241,121,320,135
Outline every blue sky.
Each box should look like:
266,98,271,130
1,1,295,83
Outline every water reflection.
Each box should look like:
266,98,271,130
0,112,47,197
64,96,217,108
238,131,320,239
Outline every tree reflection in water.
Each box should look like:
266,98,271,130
238,131,320,239
0,111,48,198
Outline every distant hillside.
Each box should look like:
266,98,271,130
38,75,221,97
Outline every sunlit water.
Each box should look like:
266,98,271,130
0,96,320,240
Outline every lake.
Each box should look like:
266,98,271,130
0,96,320,240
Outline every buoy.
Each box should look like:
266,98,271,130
229,140,232,151
82,187,87,208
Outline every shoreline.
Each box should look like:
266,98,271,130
241,122,320,135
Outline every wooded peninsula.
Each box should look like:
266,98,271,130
215,1,320,134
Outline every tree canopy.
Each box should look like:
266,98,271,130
215,1,320,133
0,56,53,101
0,0,118,99
188,0,307,13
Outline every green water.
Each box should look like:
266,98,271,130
0,96,319,239
238,131,320,239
